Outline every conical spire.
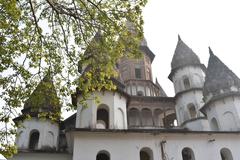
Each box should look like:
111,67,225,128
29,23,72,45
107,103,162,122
23,73,60,115
203,48,240,99
171,36,201,70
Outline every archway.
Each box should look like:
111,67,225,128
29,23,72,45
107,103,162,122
141,108,153,126
97,104,109,129
182,147,195,160
129,108,141,127
220,148,233,160
96,150,110,160
153,109,163,127
140,147,153,160
210,117,219,131
29,130,40,150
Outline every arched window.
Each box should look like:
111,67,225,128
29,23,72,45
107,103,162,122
153,109,163,127
141,108,153,126
137,91,144,96
183,76,190,89
96,150,110,160
116,108,125,129
182,147,195,160
223,112,236,131
46,131,54,148
135,65,142,79
29,130,40,150
140,147,153,160
210,117,219,131
220,148,233,160
129,108,141,127
163,113,177,128
187,104,197,119
96,104,109,129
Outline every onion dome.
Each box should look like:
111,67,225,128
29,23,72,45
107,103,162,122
203,47,240,100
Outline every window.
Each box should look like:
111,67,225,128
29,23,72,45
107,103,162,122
210,117,219,131
187,104,197,119
129,108,141,127
29,130,40,150
153,109,163,127
183,77,190,89
137,91,144,96
182,147,195,160
135,67,142,79
96,150,110,160
140,147,153,160
96,105,109,129
141,108,153,126
220,148,233,160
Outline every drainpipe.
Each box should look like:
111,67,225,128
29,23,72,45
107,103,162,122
160,140,167,160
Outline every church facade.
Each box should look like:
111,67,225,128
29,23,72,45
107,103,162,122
11,36,240,160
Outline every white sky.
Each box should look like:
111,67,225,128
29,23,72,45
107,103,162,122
143,0,240,96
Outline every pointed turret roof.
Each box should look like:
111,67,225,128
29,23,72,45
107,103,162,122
171,35,201,70
203,47,240,99
23,73,60,114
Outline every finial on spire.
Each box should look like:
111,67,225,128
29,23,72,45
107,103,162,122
208,46,214,56
178,34,182,41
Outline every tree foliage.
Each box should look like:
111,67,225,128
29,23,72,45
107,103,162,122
0,0,147,157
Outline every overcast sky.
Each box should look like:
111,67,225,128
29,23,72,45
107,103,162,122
143,0,240,96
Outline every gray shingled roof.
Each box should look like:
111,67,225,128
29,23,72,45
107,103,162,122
203,47,240,98
171,36,201,70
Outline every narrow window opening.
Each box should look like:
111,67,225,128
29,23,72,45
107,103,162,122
188,104,197,119
183,77,190,89
135,67,142,79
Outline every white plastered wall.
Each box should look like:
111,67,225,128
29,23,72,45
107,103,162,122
172,66,205,94
75,91,128,129
206,96,240,131
72,132,240,160
176,90,204,124
16,118,59,150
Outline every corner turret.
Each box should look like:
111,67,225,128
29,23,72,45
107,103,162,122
169,36,209,131
14,74,61,151
201,48,240,131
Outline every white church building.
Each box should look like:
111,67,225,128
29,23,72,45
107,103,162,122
10,34,240,160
